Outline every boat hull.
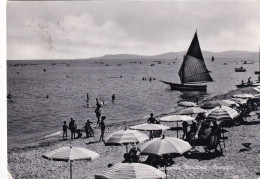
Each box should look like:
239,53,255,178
235,69,246,72
160,81,207,91
236,84,253,88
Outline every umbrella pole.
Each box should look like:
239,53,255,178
126,144,128,153
177,122,179,138
70,160,72,179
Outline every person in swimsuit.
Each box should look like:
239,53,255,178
99,116,106,141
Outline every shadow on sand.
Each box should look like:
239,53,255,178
184,150,224,161
85,141,100,145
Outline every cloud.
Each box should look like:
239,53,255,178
7,1,260,60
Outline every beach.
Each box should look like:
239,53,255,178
8,86,260,179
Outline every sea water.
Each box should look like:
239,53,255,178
7,58,258,148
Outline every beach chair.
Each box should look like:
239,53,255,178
204,134,222,153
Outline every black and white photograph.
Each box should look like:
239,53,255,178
4,0,260,178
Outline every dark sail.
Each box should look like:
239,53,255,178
178,32,213,84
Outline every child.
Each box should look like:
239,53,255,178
63,121,68,139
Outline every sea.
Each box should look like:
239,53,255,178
7,57,258,149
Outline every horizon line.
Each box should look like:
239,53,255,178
7,49,258,61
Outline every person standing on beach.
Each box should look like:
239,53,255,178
95,106,101,124
112,94,115,102
99,116,106,141
147,113,158,124
147,113,159,139
62,121,68,139
69,118,74,139
72,121,77,139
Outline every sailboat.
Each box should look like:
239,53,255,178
161,31,213,91
211,56,214,62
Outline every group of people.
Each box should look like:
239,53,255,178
62,116,106,142
241,76,253,85
122,145,140,163
182,113,222,151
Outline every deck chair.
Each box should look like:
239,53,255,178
204,134,222,153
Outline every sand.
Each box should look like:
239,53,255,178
8,87,260,179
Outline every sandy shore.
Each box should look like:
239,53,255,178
8,87,260,179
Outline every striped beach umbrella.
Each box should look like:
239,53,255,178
105,129,149,152
129,123,170,131
95,163,167,179
43,147,100,179
139,136,191,156
205,106,240,121
175,107,206,115
178,101,198,107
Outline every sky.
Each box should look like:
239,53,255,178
6,0,260,60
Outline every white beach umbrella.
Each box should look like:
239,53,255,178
129,123,170,131
233,94,254,99
253,87,260,93
205,106,240,121
105,129,149,152
139,136,192,156
175,107,206,115
220,100,238,106
95,163,167,179
159,115,195,122
159,115,195,138
230,98,247,105
178,101,198,107
42,146,100,179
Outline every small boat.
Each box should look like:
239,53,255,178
211,56,214,62
243,60,254,64
236,83,253,88
235,67,246,72
160,31,213,91
223,63,227,65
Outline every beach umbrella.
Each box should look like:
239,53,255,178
220,100,238,106
159,115,195,138
178,101,198,107
230,98,247,105
233,94,254,99
253,87,260,93
201,100,237,109
42,146,100,179
95,163,166,179
129,123,170,131
105,129,149,152
139,136,192,156
205,106,240,121
175,107,206,115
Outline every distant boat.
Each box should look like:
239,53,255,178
211,56,214,62
236,83,253,88
235,66,246,72
160,31,213,91
243,60,254,64
223,63,227,65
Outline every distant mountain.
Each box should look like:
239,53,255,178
90,50,258,61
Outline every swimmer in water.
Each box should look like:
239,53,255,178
7,93,12,100
46,95,49,98
112,94,115,101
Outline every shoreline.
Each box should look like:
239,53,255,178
8,86,260,179
8,86,256,152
